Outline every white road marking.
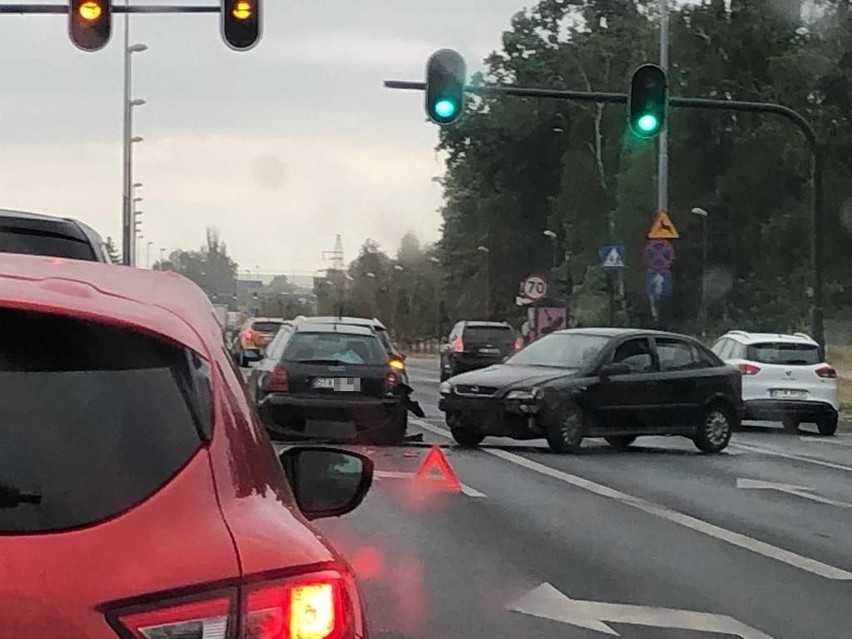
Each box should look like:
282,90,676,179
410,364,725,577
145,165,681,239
411,418,852,581
731,442,852,473
737,478,852,510
374,469,486,498
509,582,773,638
799,436,852,448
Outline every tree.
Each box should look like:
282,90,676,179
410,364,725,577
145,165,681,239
153,227,239,307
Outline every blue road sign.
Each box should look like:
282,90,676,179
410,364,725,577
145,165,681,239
646,269,673,298
600,245,627,270
643,239,675,271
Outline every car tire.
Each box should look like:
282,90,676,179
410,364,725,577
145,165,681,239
450,426,485,447
373,409,408,445
605,435,636,450
816,413,838,436
782,417,799,433
545,403,586,454
693,403,734,454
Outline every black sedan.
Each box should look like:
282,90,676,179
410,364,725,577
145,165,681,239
438,328,743,454
249,321,420,444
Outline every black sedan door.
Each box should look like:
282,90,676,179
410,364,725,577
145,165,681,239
586,336,661,433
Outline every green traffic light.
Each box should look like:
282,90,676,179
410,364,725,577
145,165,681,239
637,114,659,133
434,98,458,120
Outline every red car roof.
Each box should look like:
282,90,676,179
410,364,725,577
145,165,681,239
0,253,220,353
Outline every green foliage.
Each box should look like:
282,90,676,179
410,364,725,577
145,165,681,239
435,0,852,333
153,228,238,305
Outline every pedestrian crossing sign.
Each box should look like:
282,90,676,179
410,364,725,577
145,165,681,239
648,211,679,239
600,245,627,270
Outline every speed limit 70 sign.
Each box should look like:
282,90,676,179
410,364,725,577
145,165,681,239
520,275,547,300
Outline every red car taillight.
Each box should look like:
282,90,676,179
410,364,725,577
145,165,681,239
116,596,232,639
384,371,400,392
737,362,761,376
268,365,290,392
245,576,347,639
452,338,464,353
113,572,353,639
513,337,523,352
816,365,837,378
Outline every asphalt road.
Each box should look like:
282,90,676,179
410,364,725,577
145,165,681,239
273,358,852,639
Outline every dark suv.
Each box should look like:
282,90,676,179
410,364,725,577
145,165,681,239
0,209,111,263
440,320,518,381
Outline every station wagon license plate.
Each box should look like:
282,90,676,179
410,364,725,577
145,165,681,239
771,389,807,400
313,377,361,392
478,347,500,355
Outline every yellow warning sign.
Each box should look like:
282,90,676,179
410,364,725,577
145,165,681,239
648,211,679,239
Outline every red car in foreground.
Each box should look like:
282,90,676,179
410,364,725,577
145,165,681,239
0,254,373,639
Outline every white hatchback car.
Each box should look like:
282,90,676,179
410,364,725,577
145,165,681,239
711,331,838,435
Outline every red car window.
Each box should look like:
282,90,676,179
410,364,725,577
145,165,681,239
0,307,207,533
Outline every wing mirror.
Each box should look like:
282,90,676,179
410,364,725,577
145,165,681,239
600,362,631,378
279,447,373,520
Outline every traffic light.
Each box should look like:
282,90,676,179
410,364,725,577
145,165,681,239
69,0,112,52
628,64,668,138
221,0,262,51
425,49,466,125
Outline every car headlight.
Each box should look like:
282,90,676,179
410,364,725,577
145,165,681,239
506,389,539,401
439,381,452,394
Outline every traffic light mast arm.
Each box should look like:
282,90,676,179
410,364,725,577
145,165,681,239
0,4,220,13
384,79,825,348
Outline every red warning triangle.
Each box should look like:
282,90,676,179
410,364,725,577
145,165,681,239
414,445,462,492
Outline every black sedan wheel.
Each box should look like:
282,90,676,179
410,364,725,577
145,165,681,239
373,409,408,445
545,406,585,454
693,403,734,453
447,413,484,447
605,435,636,450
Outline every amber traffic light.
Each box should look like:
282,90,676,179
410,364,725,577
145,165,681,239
221,0,262,51
69,0,112,52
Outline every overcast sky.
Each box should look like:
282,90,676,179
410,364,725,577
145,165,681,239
0,0,527,275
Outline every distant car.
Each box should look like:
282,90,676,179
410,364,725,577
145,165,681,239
251,320,415,444
711,330,838,435
0,208,112,263
439,328,743,453
231,317,287,366
440,320,519,381
0,253,373,639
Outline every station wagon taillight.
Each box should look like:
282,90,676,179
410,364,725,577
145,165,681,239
513,337,523,352
268,365,290,392
737,362,761,376
113,571,353,639
816,365,837,379
452,338,464,353
384,371,400,392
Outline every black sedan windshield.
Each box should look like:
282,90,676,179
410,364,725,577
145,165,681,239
506,333,609,368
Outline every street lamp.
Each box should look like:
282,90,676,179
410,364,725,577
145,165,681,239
543,229,558,268
477,246,490,318
121,24,148,266
691,207,710,337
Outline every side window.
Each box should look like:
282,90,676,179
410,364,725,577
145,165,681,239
656,338,698,371
612,338,653,373
694,344,722,367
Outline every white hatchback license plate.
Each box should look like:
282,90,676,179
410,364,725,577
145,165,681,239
771,389,808,400
313,377,360,392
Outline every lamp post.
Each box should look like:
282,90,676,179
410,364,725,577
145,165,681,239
477,245,490,318
691,207,709,337
122,22,147,269
543,229,558,268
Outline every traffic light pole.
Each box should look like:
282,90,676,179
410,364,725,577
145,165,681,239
384,80,825,348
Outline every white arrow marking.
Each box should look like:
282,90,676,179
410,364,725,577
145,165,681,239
374,470,486,498
508,583,773,638
654,272,665,295
737,478,852,510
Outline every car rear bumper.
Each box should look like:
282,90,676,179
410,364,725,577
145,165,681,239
744,399,837,421
259,393,404,433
